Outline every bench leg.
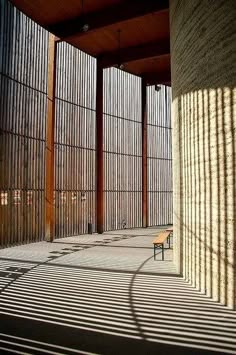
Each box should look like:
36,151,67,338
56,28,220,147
162,244,164,261
154,245,156,260
168,235,171,249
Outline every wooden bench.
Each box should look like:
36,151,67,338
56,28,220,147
153,231,171,260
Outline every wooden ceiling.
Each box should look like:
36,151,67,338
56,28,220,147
10,0,171,85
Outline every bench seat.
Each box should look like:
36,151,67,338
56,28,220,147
153,231,171,260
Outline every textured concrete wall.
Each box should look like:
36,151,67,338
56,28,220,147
170,0,236,308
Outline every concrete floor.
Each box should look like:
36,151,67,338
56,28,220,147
0,227,235,354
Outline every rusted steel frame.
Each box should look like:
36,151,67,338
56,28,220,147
96,61,104,233
142,78,148,227
45,34,57,242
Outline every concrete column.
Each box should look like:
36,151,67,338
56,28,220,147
170,0,236,308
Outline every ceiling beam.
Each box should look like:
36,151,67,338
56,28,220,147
143,71,171,86
99,40,170,68
48,0,169,40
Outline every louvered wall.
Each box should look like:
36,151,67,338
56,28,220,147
54,43,96,237
147,85,173,226
103,68,142,231
0,0,48,247
0,0,173,247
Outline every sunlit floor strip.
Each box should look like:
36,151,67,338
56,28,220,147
0,334,98,355
1,310,236,354
0,228,236,354
0,348,29,355
0,311,142,340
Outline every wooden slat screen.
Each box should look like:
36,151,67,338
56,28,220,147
54,42,96,237
147,85,173,226
0,0,173,247
103,68,142,231
0,0,48,247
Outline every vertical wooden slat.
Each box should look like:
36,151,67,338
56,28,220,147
96,61,104,233
142,78,148,227
45,34,57,242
